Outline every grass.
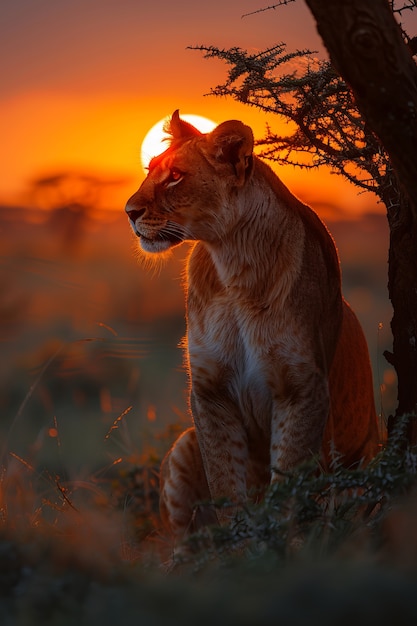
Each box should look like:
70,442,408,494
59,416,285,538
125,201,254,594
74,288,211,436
1,410,417,625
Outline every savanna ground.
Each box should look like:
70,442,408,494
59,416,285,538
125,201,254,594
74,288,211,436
2,201,417,625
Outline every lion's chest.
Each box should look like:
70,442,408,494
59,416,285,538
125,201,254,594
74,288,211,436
187,291,275,431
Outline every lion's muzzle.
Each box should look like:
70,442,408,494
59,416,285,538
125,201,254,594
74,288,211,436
125,203,146,238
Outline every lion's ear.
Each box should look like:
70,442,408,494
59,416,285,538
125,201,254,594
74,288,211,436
165,110,202,142
207,121,254,185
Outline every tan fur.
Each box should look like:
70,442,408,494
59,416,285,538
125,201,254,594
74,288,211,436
125,110,379,543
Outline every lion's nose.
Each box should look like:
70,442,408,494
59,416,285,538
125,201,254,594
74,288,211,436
125,205,146,224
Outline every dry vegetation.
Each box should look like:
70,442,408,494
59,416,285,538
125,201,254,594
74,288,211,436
2,413,417,625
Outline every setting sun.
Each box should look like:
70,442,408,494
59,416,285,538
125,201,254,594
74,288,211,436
140,114,216,172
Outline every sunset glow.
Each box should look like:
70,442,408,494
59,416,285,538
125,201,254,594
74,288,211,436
1,0,395,218
1,0,338,214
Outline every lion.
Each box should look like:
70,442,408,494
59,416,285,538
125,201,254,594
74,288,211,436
125,110,379,542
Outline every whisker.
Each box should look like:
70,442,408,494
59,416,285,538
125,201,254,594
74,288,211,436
163,221,196,241
166,219,193,234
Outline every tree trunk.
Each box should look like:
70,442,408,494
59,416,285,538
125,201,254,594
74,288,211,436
304,0,417,434
383,186,417,440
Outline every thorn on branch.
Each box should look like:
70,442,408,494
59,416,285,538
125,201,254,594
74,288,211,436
407,36,417,56
241,0,296,19
384,349,396,367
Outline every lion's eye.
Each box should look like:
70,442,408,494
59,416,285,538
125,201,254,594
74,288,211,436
171,169,182,181
165,168,184,188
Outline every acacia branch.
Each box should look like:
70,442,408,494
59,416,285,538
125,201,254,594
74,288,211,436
242,0,296,19
192,43,391,201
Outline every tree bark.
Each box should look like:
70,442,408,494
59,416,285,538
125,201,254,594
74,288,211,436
304,0,417,433
381,183,417,440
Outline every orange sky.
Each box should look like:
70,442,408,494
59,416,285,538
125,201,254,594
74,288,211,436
1,1,415,217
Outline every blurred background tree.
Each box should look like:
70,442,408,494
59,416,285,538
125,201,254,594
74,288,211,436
30,172,129,255
193,0,417,439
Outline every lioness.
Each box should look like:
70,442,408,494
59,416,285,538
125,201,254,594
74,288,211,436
125,111,379,541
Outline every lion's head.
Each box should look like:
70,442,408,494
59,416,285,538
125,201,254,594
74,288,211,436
125,110,254,254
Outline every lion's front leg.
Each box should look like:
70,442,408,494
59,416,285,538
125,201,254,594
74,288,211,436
270,364,330,477
191,389,249,526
